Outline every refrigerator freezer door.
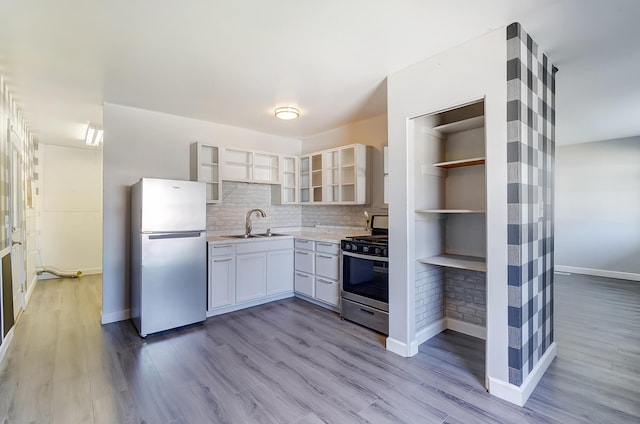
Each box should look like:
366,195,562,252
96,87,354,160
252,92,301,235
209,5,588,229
139,178,206,232
136,231,206,336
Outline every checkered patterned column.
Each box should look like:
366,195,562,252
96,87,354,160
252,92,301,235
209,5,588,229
506,22,557,386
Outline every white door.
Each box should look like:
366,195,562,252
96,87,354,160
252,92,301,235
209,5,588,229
9,126,26,319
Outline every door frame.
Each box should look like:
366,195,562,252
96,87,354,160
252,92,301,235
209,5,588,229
8,121,26,318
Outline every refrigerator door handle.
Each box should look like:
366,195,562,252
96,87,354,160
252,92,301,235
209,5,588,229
148,232,203,240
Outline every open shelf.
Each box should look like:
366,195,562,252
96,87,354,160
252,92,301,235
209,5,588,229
416,209,485,214
432,116,484,135
417,254,486,272
433,157,485,169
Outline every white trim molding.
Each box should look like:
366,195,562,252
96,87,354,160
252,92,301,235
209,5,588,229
386,336,419,357
415,318,446,346
415,317,486,347
555,265,639,282
25,275,38,306
0,327,15,364
446,318,486,340
101,309,130,324
208,292,294,317
0,246,10,258
488,341,557,406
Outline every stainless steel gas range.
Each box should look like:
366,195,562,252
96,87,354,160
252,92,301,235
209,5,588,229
340,215,389,335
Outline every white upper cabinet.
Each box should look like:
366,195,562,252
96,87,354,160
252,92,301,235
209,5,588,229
272,155,298,204
223,148,280,184
190,142,221,204
299,143,370,205
206,143,370,206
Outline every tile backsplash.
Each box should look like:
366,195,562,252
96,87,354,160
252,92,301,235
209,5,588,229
301,205,387,228
206,182,300,234
206,182,386,235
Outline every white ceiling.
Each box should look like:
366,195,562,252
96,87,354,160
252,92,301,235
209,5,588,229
1,0,639,148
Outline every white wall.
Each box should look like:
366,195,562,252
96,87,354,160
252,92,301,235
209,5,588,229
556,137,640,279
102,103,301,322
38,144,103,276
386,27,508,388
301,114,388,209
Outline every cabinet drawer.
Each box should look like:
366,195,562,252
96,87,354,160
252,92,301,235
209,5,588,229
294,272,314,297
315,277,339,306
315,253,339,281
294,249,314,273
294,239,315,251
315,241,339,255
209,242,234,257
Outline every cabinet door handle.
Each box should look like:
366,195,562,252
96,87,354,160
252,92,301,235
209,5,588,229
214,244,232,248
317,254,333,259
297,240,310,243
296,251,310,256
295,272,309,278
318,242,334,247
317,278,333,285
213,258,232,262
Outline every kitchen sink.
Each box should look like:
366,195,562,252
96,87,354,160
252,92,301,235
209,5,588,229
255,233,289,237
224,234,261,239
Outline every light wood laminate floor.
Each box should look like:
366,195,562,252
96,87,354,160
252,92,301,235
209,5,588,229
0,273,638,423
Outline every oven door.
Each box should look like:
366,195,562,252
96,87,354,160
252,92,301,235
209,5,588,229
341,251,389,311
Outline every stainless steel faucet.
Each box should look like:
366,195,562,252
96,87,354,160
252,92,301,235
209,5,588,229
245,208,266,236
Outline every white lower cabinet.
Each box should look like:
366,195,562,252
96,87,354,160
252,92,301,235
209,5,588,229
267,249,294,295
315,277,340,306
208,243,235,310
294,238,341,309
207,238,294,316
236,252,267,302
294,271,314,297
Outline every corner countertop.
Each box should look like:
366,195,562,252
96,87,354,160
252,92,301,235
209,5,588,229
207,226,368,244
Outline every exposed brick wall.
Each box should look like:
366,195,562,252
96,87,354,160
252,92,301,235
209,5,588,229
301,205,387,229
444,268,486,326
415,263,444,330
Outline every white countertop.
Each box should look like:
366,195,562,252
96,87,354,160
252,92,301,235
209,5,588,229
207,226,368,244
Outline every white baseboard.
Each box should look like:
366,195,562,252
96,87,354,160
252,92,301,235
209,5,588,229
207,292,294,317
0,327,15,364
488,342,557,406
415,318,446,346
446,318,486,340
293,292,339,313
25,275,38,306
555,265,640,282
414,317,486,348
386,336,419,357
101,309,130,324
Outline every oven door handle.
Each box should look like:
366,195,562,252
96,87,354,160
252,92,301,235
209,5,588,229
342,251,389,262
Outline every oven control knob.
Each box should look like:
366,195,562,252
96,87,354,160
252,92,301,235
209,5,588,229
363,246,369,253
374,247,381,255
344,243,351,250
383,248,388,257
352,245,358,252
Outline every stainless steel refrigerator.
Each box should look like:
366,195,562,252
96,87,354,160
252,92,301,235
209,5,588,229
130,178,207,337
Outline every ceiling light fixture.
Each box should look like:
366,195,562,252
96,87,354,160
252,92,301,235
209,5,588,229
274,106,300,120
85,123,103,146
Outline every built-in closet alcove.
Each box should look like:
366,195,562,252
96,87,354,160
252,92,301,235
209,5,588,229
412,98,488,387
